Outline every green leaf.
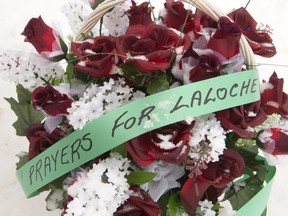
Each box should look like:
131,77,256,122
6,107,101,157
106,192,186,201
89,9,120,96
168,193,183,216
226,158,268,210
59,36,68,55
16,84,32,103
66,62,74,83
120,63,149,87
146,71,170,95
16,152,29,170
5,85,43,136
126,171,156,185
110,144,127,158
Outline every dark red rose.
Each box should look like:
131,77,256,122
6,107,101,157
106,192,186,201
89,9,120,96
188,54,222,82
193,9,217,35
25,124,65,159
163,0,195,33
217,100,267,139
261,72,288,116
125,122,193,166
180,149,245,213
22,16,64,60
125,1,153,26
228,7,276,57
207,17,241,59
114,187,162,216
259,128,288,155
117,24,191,73
72,36,118,77
31,85,73,116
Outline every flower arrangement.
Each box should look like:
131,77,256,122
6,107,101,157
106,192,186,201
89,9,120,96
1,0,287,215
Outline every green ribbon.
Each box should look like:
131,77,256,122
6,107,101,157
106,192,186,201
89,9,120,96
234,160,276,216
17,69,261,197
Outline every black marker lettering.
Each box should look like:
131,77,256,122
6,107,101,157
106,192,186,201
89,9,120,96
204,87,216,105
112,111,128,137
51,150,59,171
138,106,155,125
240,79,251,96
35,159,43,182
44,156,51,177
191,91,202,107
71,139,81,163
124,117,136,129
29,166,35,185
61,145,69,164
216,88,227,100
170,96,189,113
81,133,93,152
230,83,238,97
251,78,259,93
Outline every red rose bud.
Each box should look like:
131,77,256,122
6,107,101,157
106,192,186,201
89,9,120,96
125,122,193,166
114,187,162,216
261,72,288,116
125,1,153,26
180,149,245,213
31,85,73,116
71,36,118,77
228,7,276,57
163,0,195,33
25,124,65,159
207,17,241,59
188,54,222,82
217,100,267,139
259,128,288,155
22,16,65,60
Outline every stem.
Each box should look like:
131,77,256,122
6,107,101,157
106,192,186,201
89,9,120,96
245,0,252,9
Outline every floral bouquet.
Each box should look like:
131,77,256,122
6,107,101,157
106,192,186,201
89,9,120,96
1,0,287,215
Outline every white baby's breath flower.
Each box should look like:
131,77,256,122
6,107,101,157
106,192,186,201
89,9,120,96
61,0,93,35
196,199,216,216
103,1,132,36
67,78,145,129
64,153,131,216
0,50,65,90
187,114,226,176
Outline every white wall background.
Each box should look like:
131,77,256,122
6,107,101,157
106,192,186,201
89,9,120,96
0,0,287,215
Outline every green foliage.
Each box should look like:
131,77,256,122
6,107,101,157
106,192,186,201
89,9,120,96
66,62,74,83
224,158,268,211
146,71,170,95
120,63,150,87
168,193,185,216
110,144,127,158
5,85,44,136
16,152,29,170
126,171,156,185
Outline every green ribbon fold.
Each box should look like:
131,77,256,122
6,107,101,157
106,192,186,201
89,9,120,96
234,161,276,216
17,69,261,198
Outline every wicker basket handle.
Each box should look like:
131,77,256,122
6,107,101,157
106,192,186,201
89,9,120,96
76,0,256,69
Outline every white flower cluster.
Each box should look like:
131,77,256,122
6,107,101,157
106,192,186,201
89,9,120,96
255,113,288,132
64,153,131,216
67,78,145,130
103,1,132,36
61,0,95,35
0,50,65,89
188,114,226,174
196,200,216,216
